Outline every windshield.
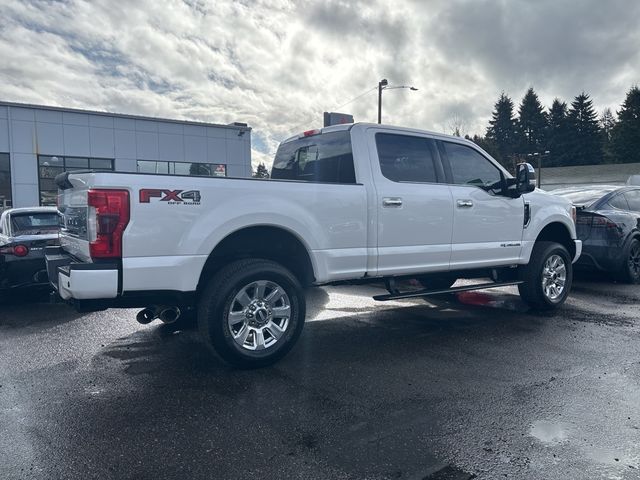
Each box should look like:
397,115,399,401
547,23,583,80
10,212,60,235
552,187,618,207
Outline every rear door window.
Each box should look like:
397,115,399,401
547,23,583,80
271,131,356,184
375,133,439,183
607,193,629,210
623,190,640,212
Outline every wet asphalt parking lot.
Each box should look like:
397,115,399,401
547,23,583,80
1,276,639,480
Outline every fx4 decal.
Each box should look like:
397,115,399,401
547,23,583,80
139,189,201,205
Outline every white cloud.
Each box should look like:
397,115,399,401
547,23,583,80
0,0,638,170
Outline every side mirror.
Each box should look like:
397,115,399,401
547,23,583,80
516,162,536,194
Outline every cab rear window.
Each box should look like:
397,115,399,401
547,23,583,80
271,131,356,184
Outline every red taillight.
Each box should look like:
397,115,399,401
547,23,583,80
87,189,130,259
0,244,29,257
591,216,617,229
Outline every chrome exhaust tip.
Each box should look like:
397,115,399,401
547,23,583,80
136,308,157,324
158,307,181,324
33,270,49,283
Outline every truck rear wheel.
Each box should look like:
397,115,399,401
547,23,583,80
198,259,306,368
518,241,572,310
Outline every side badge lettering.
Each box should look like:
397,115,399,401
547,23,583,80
139,189,201,205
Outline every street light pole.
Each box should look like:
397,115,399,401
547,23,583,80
377,79,388,124
377,79,418,124
526,150,550,188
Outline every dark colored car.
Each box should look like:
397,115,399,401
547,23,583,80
552,185,640,283
0,207,60,294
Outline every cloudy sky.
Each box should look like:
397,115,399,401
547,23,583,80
1,0,639,168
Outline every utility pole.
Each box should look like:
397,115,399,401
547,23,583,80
377,79,388,124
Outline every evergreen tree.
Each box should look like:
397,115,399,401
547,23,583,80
610,86,640,164
517,87,548,155
486,93,518,166
566,92,602,165
546,99,571,167
599,108,616,163
253,162,270,178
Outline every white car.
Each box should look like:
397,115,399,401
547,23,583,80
46,123,581,367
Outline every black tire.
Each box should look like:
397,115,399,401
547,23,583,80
518,241,572,310
616,237,640,284
198,259,306,368
417,275,457,291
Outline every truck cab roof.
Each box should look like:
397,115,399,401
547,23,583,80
283,122,478,148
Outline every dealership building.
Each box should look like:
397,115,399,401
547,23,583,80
0,101,252,209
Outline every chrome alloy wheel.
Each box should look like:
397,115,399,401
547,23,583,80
227,280,291,351
542,254,567,302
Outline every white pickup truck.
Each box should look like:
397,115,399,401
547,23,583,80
46,123,581,367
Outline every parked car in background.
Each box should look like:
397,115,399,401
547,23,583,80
0,207,60,295
552,185,640,283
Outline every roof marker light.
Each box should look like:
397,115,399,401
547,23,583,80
301,129,321,138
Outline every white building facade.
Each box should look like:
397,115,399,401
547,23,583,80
0,101,252,209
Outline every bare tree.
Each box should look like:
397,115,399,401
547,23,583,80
447,113,467,137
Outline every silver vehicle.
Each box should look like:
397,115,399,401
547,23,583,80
0,207,60,294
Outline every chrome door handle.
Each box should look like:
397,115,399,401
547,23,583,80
382,197,403,207
456,199,473,208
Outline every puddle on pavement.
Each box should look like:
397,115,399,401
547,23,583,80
422,464,475,479
529,420,569,445
584,447,640,470
530,421,640,473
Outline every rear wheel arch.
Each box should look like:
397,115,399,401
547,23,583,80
197,226,316,294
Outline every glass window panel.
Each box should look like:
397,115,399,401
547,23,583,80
624,190,640,212
39,178,57,191
65,157,89,168
137,160,156,174
213,164,226,177
38,155,64,167
443,142,502,187
190,163,214,176
90,158,114,170
172,162,190,175
39,165,64,179
375,133,437,183
37,155,114,206
156,161,169,174
271,132,353,183
608,194,629,210
40,190,57,206
0,153,11,211
10,212,59,235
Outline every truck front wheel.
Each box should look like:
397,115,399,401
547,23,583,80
518,241,572,310
198,259,306,368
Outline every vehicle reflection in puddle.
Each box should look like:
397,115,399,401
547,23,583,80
529,420,569,445
455,290,527,312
